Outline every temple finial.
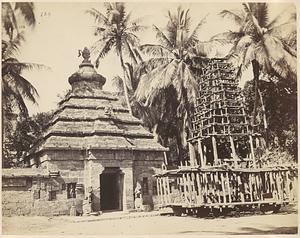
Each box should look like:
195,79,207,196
78,47,91,63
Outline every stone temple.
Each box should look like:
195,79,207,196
2,48,167,216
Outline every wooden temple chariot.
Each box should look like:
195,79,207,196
154,58,297,216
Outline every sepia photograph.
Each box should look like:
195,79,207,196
1,1,298,236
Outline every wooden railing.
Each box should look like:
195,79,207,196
155,166,297,208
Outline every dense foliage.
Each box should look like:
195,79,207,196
243,77,297,161
215,3,296,127
2,112,53,168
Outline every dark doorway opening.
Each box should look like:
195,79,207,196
100,168,123,211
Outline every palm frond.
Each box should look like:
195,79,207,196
126,24,147,33
2,33,25,58
152,25,173,50
2,2,19,39
95,38,114,68
2,78,29,117
136,57,172,73
133,48,143,64
139,44,173,58
15,2,36,27
185,14,208,48
268,21,296,39
124,32,140,47
124,40,138,65
230,35,253,57
254,3,268,28
123,11,132,25
144,60,179,106
266,6,293,30
219,9,244,25
283,30,296,51
3,61,49,72
10,72,39,103
135,61,172,102
282,41,297,57
210,31,244,48
86,8,110,25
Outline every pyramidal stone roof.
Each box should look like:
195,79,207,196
31,47,167,153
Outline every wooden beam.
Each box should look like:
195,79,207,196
286,170,291,200
220,172,226,203
166,176,171,203
188,142,197,166
212,136,219,166
178,177,183,203
182,174,188,204
157,178,161,205
198,138,205,167
196,172,202,204
275,172,282,201
257,173,263,201
203,144,207,166
252,173,258,201
229,136,238,168
163,152,168,165
158,178,164,205
186,173,193,206
249,174,253,202
210,172,216,203
249,135,256,168
226,172,232,203
191,173,197,203
215,172,221,203
204,173,209,203
269,172,276,200
265,172,270,194
237,174,245,202
162,177,168,205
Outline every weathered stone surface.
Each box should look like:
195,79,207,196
3,51,166,216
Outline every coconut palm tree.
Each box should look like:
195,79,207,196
215,3,296,126
86,2,145,115
2,2,43,167
134,7,219,161
2,35,45,118
2,2,39,117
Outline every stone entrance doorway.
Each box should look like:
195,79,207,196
100,168,123,211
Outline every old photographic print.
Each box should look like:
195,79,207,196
1,1,298,236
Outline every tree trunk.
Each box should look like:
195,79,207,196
258,89,267,130
182,86,193,142
175,123,184,165
251,59,260,127
119,51,133,115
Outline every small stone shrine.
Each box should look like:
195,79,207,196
2,47,167,216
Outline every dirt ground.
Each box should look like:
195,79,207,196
2,210,298,235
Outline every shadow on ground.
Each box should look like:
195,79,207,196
176,226,297,235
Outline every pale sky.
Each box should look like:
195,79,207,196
13,2,295,115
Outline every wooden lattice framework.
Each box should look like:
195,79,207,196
154,58,297,216
188,58,260,168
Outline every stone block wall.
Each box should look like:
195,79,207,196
2,175,84,216
2,190,33,216
3,149,164,216
133,151,164,210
